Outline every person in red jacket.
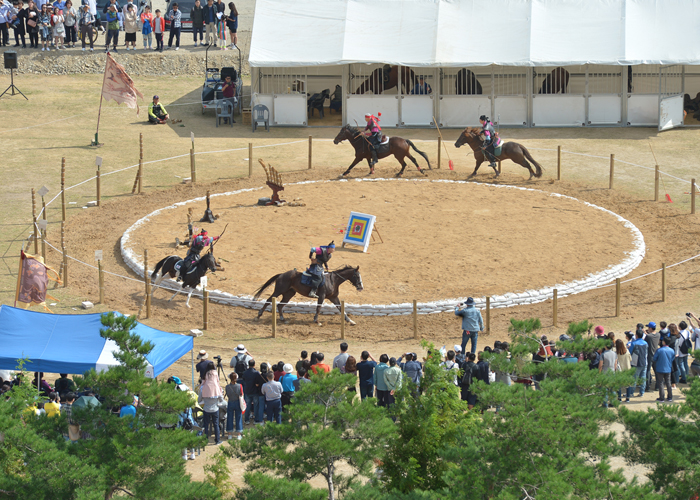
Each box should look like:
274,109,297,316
151,8,164,51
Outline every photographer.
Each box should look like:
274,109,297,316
230,344,253,378
454,297,484,355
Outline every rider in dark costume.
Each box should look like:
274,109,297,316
177,229,218,281
364,112,382,167
479,114,500,170
307,241,335,298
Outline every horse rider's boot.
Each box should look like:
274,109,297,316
309,288,319,299
370,148,378,166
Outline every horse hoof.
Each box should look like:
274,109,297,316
348,320,356,326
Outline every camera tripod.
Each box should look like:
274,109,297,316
1,69,28,100
215,357,227,380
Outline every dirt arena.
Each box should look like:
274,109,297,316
124,178,637,303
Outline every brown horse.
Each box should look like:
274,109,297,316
456,69,483,95
354,65,416,94
253,265,363,325
333,124,431,177
538,67,570,94
454,128,544,180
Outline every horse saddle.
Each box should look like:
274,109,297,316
494,143,503,156
301,269,325,287
175,259,197,275
379,135,389,145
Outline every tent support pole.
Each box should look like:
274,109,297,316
191,349,194,389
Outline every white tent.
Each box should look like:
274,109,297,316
249,0,699,129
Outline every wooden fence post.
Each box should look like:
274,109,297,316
41,197,47,261
138,158,143,194
661,263,666,303
203,290,209,330
615,278,621,317
271,297,277,338
61,158,66,221
485,296,491,334
340,300,345,340
692,178,696,215
144,249,150,319
190,149,196,183
96,170,101,207
557,145,562,180
654,165,660,202
437,137,441,169
553,288,558,327
61,221,67,287
308,136,313,169
609,154,615,189
413,299,418,339
248,143,253,177
98,260,104,304
31,188,38,254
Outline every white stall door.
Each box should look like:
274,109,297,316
401,96,434,126
494,96,527,126
627,95,658,126
346,96,400,128
273,94,307,126
588,95,622,125
532,95,586,127
659,95,684,131
439,96,491,128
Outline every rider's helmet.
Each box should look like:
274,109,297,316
479,115,488,123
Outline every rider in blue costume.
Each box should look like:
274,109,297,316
307,241,335,298
479,115,500,170
177,229,218,281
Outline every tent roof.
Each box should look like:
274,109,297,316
249,0,700,68
0,306,193,378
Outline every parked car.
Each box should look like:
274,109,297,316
164,0,195,32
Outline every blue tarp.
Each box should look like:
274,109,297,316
0,306,193,378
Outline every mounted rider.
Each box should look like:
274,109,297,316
177,229,219,281
307,241,335,298
479,115,501,169
364,112,382,166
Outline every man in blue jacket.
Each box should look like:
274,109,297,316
455,297,484,355
652,337,675,402
630,329,648,397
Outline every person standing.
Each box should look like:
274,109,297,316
24,0,39,48
630,330,648,397
280,363,296,408
190,0,202,46
224,1,236,48
653,337,675,402
51,6,65,49
195,350,209,381
198,361,224,446
383,358,402,408
104,3,119,52
201,0,215,46
253,363,270,424
165,2,180,50
644,322,660,392
38,3,51,50
260,371,283,424
123,2,137,49
0,0,11,46
455,297,484,355
460,352,478,409
151,8,163,51
12,0,27,47
62,0,76,46
678,320,692,384
373,354,390,407
615,339,632,402
241,359,259,425
139,3,151,49
357,351,377,400
311,353,331,374
332,342,350,373
78,2,94,50
598,341,618,407
224,372,243,440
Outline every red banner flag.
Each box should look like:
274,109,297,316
101,52,143,112
15,251,60,312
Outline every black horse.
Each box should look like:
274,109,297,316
254,265,363,325
151,253,218,308
333,125,431,177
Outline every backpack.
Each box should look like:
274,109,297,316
461,363,474,387
680,334,693,355
234,354,247,377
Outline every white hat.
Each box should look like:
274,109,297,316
283,363,293,374
196,350,208,360
454,345,462,352
365,113,371,117
235,344,246,353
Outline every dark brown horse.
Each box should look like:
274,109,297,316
354,65,416,94
454,128,544,180
333,125,431,177
253,265,364,325
538,67,570,94
456,69,483,95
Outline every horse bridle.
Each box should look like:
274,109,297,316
330,268,362,290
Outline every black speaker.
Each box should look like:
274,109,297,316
4,52,17,70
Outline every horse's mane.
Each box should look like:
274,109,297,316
462,127,482,136
333,265,357,273
344,124,361,134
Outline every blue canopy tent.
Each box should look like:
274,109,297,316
0,306,193,378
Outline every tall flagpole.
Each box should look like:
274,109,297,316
93,53,109,147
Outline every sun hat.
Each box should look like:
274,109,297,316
196,350,208,360
465,297,474,306
235,344,246,353
283,363,293,374
594,325,604,336
454,345,462,352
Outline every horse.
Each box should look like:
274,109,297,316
456,69,483,95
150,252,218,308
538,67,570,94
333,124,431,177
253,265,363,325
354,65,416,94
454,127,544,180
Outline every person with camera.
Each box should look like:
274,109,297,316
677,319,693,384
455,297,484,355
230,344,252,378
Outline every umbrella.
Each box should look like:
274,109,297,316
73,395,101,409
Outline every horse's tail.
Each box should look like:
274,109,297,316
151,257,168,280
521,145,544,178
253,273,282,300
406,140,432,169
